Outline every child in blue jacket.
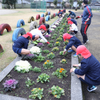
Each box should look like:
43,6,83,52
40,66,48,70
12,32,35,57
70,45,100,92
76,0,93,44
63,33,82,57
67,10,76,19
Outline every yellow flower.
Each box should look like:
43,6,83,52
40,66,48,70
39,88,41,90
51,52,53,54
54,95,57,97
44,62,47,64
47,60,50,62
32,89,34,91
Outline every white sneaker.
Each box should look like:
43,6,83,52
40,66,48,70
86,40,89,43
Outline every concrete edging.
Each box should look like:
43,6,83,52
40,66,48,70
71,53,83,100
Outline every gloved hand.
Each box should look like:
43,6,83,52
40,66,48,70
47,42,50,44
76,16,81,19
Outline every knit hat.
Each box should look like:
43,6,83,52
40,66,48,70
38,25,47,31
83,0,88,4
23,32,32,40
76,45,91,59
63,33,73,41
68,20,73,25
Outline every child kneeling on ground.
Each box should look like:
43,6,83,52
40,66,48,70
63,33,82,57
70,45,100,92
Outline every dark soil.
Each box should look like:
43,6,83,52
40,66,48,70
0,18,71,100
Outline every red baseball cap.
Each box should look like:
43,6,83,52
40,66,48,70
76,45,91,59
23,32,32,40
63,33,72,41
38,25,47,31
68,20,73,25
67,18,71,21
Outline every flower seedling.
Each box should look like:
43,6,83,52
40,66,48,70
59,51,67,56
52,68,67,78
34,53,45,62
52,47,59,51
29,88,44,100
37,73,50,83
42,50,50,54
52,36,56,39
64,40,68,45
59,32,63,35
47,52,55,59
37,43,44,48
53,34,57,37
43,60,54,69
48,43,53,48
25,77,35,88
60,59,67,64
32,67,41,73
54,42,61,46
15,60,32,73
56,37,62,41
3,79,18,92
50,40,54,43
49,85,65,99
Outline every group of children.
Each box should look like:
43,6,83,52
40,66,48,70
12,0,100,93
64,0,100,93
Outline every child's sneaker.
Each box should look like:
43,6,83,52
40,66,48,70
73,53,77,57
87,86,97,92
68,49,74,53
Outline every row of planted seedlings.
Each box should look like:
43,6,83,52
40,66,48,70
0,13,71,100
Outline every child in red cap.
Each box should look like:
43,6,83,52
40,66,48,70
12,32,35,57
70,45,100,92
63,33,82,57
30,25,50,44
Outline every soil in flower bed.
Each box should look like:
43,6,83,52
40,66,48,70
0,17,71,100
0,45,71,100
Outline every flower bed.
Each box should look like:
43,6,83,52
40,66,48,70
0,14,71,100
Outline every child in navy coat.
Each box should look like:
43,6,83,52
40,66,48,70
63,33,82,57
12,32,35,57
70,45,100,92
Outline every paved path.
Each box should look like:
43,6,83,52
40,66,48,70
75,11,100,100
0,9,17,15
